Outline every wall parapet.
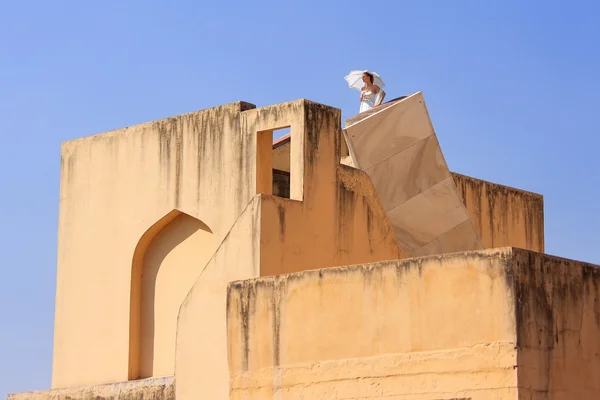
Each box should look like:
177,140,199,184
8,376,174,400
227,247,600,399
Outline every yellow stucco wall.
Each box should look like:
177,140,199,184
138,214,217,378
175,196,262,400
227,248,600,399
452,172,544,252
228,248,518,399
53,97,402,392
260,167,401,277
512,250,600,399
252,101,402,277
175,100,402,400
53,101,260,387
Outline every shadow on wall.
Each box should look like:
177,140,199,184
129,211,217,379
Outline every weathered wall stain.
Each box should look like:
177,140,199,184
509,249,600,397
337,165,401,258
271,277,282,368
304,101,340,173
277,204,285,238
335,176,356,256
453,172,544,252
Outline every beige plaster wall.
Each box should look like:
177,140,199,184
53,101,258,388
248,101,402,276
227,248,600,399
175,196,262,400
174,100,402,400
227,249,519,399
513,251,600,399
260,165,402,276
452,172,544,252
53,97,402,391
138,213,217,378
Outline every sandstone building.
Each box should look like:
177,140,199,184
9,93,599,399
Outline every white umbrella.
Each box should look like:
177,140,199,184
344,70,385,91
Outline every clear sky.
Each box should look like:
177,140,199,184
1,0,599,396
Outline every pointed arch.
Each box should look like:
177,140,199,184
129,210,217,379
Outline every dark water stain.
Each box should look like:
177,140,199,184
512,250,600,353
240,283,250,371
278,204,286,238
251,199,260,273
452,172,544,251
508,250,600,394
271,278,282,367
304,102,340,175
66,152,77,184
335,172,356,256
183,103,258,215
365,198,375,253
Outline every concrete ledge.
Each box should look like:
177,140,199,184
8,376,174,400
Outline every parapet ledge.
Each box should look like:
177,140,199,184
60,100,257,149
228,247,599,289
8,376,175,400
452,171,543,200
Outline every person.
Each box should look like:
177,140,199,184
360,72,386,113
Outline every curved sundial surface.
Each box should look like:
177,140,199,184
343,92,484,257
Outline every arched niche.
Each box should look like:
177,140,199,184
128,210,217,379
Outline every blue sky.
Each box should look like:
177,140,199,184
1,0,599,396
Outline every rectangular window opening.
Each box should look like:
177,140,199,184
257,127,291,199
272,127,291,199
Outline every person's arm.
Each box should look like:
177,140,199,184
375,89,386,106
